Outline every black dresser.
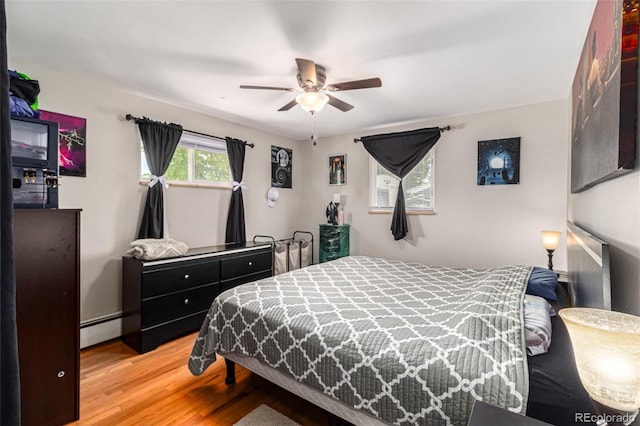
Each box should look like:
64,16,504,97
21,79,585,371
122,242,272,353
14,209,81,426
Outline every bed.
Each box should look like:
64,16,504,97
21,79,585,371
188,222,609,426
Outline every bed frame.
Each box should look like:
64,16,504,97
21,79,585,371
224,354,387,425
567,221,611,310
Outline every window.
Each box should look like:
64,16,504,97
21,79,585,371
369,151,434,213
141,132,231,187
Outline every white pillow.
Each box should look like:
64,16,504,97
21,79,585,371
523,294,553,356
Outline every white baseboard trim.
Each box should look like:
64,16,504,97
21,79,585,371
80,315,122,349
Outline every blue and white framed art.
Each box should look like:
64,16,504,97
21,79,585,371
477,137,520,186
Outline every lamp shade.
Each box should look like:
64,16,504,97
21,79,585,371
296,92,329,113
559,308,640,412
541,230,561,250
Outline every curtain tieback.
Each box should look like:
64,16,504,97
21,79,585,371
149,175,169,189
232,181,247,192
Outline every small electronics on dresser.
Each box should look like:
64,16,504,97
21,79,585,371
10,116,59,208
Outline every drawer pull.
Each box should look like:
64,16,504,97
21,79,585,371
248,261,253,266
57,371,65,378
184,299,189,305
184,274,190,279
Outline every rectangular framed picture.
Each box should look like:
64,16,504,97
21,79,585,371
329,154,346,185
271,145,292,188
39,110,87,177
477,137,520,185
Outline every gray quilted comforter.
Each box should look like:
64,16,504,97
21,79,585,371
189,256,531,425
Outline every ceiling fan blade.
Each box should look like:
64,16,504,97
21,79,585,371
240,85,296,92
295,58,317,88
326,77,382,92
278,98,299,111
327,94,354,112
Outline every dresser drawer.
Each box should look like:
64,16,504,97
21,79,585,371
142,283,218,328
142,258,219,298
220,269,273,294
139,310,208,353
322,252,343,262
220,250,272,280
320,240,340,250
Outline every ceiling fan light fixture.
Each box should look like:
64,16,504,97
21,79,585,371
296,92,329,113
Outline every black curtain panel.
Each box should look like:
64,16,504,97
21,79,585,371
361,127,442,240
225,138,246,244
136,118,183,239
1,0,22,422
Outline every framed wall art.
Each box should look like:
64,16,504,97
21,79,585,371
477,137,521,186
570,0,637,193
271,145,292,188
39,110,87,177
329,154,346,185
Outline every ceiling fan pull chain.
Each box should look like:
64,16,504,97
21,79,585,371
311,113,317,145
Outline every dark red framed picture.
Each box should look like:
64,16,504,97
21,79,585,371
571,0,637,193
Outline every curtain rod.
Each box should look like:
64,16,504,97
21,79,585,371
353,125,451,143
125,114,255,148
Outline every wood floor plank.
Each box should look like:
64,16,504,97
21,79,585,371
65,332,344,425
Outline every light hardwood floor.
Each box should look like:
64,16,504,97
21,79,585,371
66,332,345,426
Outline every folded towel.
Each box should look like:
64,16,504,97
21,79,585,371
125,238,188,260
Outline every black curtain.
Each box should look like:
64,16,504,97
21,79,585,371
361,127,442,240
225,138,246,244
1,0,21,422
136,118,182,239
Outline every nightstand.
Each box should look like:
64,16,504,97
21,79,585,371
556,270,568,284
319,224,350,263
467,400,552,426
555,269,569,297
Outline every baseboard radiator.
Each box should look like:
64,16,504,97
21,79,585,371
80,312,123,349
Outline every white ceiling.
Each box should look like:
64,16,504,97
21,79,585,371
6,0,597,142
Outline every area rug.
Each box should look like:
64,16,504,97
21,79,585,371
233,404,301,426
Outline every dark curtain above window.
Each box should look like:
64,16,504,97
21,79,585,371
1,0,22,422
225,138,247,244
361,127,442,240
136,118,183,239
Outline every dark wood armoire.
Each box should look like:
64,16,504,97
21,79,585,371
14,209,81,425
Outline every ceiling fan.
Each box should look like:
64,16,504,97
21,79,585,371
240,58,382,114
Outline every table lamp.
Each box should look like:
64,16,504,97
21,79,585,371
541,230,561,270
559,308,640,425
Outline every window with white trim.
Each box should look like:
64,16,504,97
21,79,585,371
369,151,434,212
141,131,231,186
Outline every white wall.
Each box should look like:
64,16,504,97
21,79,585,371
11,61,576,340
11,62,302,325
299,100,569,270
